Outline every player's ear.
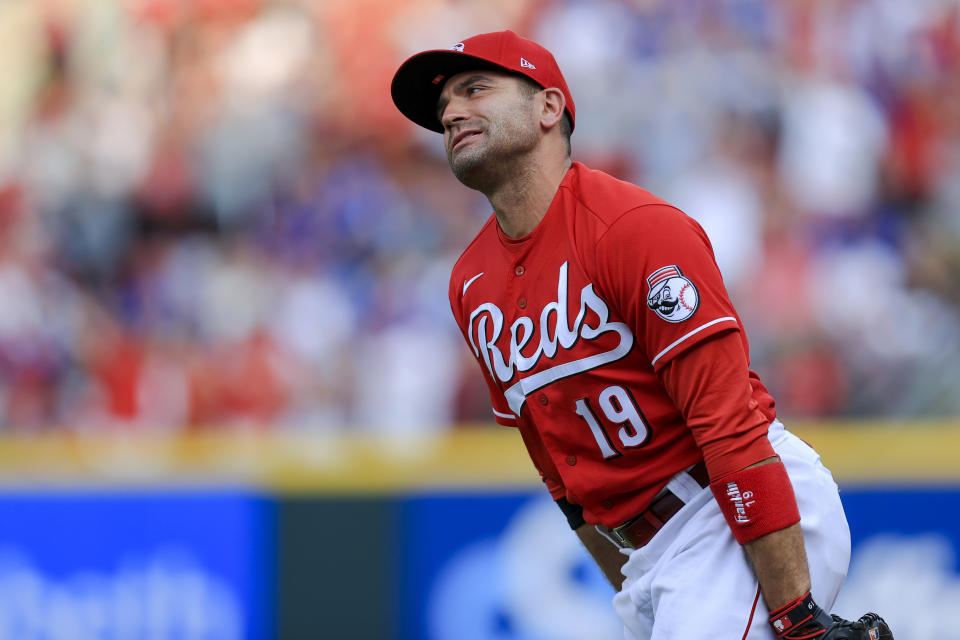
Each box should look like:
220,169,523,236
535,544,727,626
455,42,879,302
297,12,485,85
539,87,566,131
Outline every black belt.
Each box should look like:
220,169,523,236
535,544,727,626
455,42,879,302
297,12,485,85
599,461,710,550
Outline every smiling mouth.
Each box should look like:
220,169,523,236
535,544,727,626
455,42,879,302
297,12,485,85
451,130,482,151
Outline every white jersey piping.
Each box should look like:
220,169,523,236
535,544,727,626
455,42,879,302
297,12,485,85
650,317,738,367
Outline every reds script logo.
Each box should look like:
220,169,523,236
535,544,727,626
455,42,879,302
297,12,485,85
467,262,633,415
646,265,699,323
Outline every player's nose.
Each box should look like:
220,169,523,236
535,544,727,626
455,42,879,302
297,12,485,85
440,98,469,130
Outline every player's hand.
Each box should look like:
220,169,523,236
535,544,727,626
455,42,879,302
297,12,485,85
768,591,893,639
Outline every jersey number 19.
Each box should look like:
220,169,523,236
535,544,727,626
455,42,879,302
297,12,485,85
574,385,650,459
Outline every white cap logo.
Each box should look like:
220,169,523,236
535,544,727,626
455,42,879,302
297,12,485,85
520,57,536,69
451,42,465,52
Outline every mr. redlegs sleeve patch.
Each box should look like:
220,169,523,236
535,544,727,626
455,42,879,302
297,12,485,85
646,265,699,323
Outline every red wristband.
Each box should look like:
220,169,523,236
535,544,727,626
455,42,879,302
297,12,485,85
710,460,801,544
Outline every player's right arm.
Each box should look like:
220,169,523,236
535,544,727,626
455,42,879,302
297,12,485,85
575,522,627,591
555,494,627,590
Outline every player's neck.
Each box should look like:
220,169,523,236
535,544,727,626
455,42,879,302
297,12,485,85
488,155,572,238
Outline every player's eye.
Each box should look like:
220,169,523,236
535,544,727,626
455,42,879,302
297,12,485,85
466,86,485,95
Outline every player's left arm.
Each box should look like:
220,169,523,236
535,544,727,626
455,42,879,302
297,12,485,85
738,463,811,608
658,330,808,609
659,333,893,639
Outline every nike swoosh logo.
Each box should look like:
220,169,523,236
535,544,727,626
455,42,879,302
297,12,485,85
463,272,484,295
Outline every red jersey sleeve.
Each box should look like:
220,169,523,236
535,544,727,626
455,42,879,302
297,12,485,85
590,204,741,370
448,265,565,495
516,422,567,499
657,330,777,480
449,268,517,427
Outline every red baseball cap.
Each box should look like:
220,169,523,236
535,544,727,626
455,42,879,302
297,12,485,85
391,30,576,134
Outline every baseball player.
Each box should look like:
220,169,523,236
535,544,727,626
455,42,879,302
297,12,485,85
391,30,893,640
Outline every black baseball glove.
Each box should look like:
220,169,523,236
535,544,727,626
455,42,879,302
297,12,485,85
823,613,893,639
769,591,893,639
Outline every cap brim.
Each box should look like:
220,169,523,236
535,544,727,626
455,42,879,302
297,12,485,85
391,50,509,133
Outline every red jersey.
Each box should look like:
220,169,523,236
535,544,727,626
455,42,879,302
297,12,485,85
448,162,776,528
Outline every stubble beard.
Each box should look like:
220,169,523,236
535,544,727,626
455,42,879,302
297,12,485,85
447,114,539,194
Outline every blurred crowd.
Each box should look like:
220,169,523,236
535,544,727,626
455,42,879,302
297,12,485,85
0,0,958,432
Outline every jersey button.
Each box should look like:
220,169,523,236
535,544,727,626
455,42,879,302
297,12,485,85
602,500,614,510
566,455,577,466
518,297,527,308
538,394,548,405
514,265,525,276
